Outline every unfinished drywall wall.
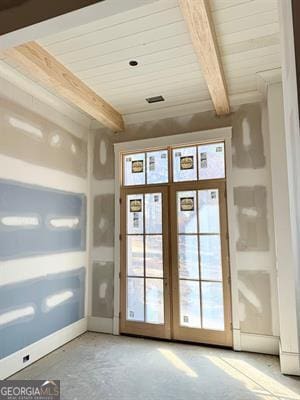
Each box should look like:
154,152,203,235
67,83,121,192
0,267,85,359
91,130,115,323
238,270,272,335
92,101,278,345
234,186,269,252
0,99,87,177
0,86,88,367
231,104,266,169
92,262,114,319
93,131,114,181
93,194,114,248
0,180,86,260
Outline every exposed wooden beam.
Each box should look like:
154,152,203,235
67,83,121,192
179,0,230,115
4,42,124,131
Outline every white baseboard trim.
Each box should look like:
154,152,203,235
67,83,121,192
279,343,300,375
113,316,119,336
87,317,113,334
233,328,241,351
240,332,279,355
0,318,87,380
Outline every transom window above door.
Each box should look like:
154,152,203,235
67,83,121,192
122,142,225,186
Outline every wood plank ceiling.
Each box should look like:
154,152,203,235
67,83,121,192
2,0,281,126
4,42,124,131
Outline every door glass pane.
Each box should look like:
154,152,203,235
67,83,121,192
127,277,144,321
178,235,199,279
177,191,197,233
146,278,164,324
127,194,144,234
145,235,163,278
179,280,201,328
146,150,168,184
201,282,224,330
198,142,225,180
173,146,197,182
127,236,144,276
200,235,222,281
198,189,220,233
125,190,166,327
145,193,162,234
124,153,145,186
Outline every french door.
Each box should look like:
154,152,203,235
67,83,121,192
120,186,171,339
120,181,232,347
170,180,232,346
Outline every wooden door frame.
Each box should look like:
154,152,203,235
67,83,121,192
119,185,171,339
113,127,240,349
170,179,232,347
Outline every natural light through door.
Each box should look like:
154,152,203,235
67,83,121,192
120,142,232,346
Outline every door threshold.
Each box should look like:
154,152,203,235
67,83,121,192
120,332,232,350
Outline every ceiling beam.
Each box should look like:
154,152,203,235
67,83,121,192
4,42,124,132
179,0,230,115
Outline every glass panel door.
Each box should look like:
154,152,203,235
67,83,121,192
120,142,232,346
171,181,232,346
120,186,171,339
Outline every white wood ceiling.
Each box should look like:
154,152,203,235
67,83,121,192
5,0,282,125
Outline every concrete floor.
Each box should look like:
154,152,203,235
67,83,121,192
11,332,300,400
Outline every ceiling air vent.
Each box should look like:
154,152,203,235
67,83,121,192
146,95,165,104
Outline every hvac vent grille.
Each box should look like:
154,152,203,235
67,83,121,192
146,95,165,104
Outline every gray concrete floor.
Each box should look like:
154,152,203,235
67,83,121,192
11,332,300,400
